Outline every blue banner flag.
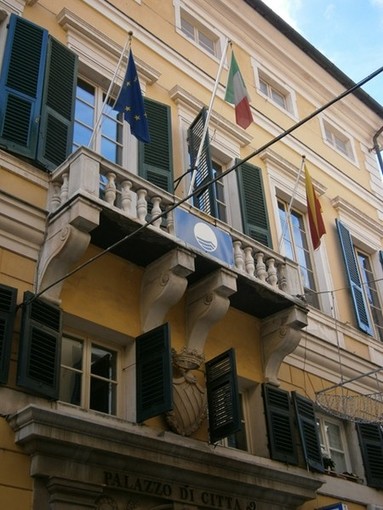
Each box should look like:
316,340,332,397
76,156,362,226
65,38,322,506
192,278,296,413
174,208,234,266
114,50,150,143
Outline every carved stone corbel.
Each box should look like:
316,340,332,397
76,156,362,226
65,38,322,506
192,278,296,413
185,268,237,354
140,248,195,332
36,197,101,305
261,305,308,386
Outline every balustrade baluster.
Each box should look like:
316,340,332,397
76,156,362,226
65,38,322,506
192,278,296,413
244,246,255,276
137,189,148,222
60,172,69,203
255,252,267,282
233,241,245,271
104,172,117,205
51,182,61,211
151,196,162,228
266,258,278,287
121,180,133,213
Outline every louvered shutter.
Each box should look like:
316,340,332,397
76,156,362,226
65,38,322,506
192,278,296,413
336,219,373,335
17,292,62,399
136,323,172,422
356,422,383,489
205,348,241,444
37,36,78,170
187,107,218,218
262,384,298,464
237,161,272,247
292,392,324,472
0,285,17,384
138,99,173,192
0,14,47,158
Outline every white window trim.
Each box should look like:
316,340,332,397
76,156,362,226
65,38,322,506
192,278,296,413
173,0,224,61
320,116,357,164
253,59,298,120
317,414,352,474
262,150,334,318
169,85,251,231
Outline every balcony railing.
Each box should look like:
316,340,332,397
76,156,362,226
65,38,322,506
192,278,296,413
48,147,303,298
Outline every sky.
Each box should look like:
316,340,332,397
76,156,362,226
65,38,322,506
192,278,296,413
261,0,383,106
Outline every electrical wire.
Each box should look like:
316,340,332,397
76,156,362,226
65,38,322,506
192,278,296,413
21,63,383,308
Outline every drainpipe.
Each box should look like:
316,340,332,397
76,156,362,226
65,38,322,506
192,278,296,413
372,126,383,174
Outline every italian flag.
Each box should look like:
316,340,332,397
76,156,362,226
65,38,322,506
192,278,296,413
305,164,326,250
224,51,252,129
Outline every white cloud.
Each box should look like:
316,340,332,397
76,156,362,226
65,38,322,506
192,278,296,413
260,0,303,31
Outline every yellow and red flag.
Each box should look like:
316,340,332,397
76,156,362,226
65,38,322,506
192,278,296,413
305,164,326,249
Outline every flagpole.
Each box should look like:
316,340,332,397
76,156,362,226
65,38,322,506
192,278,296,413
88,31,133,150
278,155,306,252
187,37,231,198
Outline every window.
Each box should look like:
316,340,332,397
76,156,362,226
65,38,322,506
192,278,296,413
336,220,381,338
356,251,383,341
212,162,227,223
0,14,77,171
0,284,17,385
179,10,220,57
317,416,350,473
224,392,248,451
323,120,354,160
60,334,118,415
73,79,124,165
278,200,319,307
257,71,295,114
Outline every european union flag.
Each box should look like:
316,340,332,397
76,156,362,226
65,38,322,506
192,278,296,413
114,50,151,143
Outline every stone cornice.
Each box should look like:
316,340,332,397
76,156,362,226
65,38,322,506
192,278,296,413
8,404,323,507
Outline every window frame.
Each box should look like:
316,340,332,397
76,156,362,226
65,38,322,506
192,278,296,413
317,414,352,474
321,118,356,161
255,65,297,118
60,330,121,416
277,198,319,308
174,1,223,59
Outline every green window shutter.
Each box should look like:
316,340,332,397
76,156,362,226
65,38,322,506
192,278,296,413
37,36,78,171
0,285,17,384
17,292,62,399
292,392,323,472
0,14,47,158
262,384,298,464
136,323,172,422
237,161,272,247
336,219,373,335
206,348,241,444
187,107,218,218
138,99,173,192
356,422,383,489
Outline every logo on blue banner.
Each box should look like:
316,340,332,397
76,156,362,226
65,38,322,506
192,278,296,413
174,208,234,266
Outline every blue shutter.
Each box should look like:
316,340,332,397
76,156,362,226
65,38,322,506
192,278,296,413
17,292,62,399
292,392,324,472
356,422,383,489
0,285,17,384
37,36,78,170
138,99,173,192
206,348,241,444
237,161,272,247
187,107,218,218
136,323,172,422
336,219,373,335
262,384,298,464
0,14,47,158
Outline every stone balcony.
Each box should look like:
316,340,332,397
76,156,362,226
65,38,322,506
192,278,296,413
39,147,306,320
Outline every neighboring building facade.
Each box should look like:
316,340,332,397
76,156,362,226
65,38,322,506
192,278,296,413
0,1,382,509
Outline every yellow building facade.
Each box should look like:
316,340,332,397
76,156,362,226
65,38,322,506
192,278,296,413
0,1,382,509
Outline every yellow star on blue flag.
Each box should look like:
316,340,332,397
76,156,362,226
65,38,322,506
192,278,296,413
114,50,150,143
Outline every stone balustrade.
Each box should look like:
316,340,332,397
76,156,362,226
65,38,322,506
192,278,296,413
48,147,302,297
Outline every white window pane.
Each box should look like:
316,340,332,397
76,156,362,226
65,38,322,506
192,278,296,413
181,17,194,39
199,31,215,54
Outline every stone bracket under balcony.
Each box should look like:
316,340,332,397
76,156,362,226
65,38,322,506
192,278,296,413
185,268,238,355
140,248,196,332
37,195,102,305
261,305,308,386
